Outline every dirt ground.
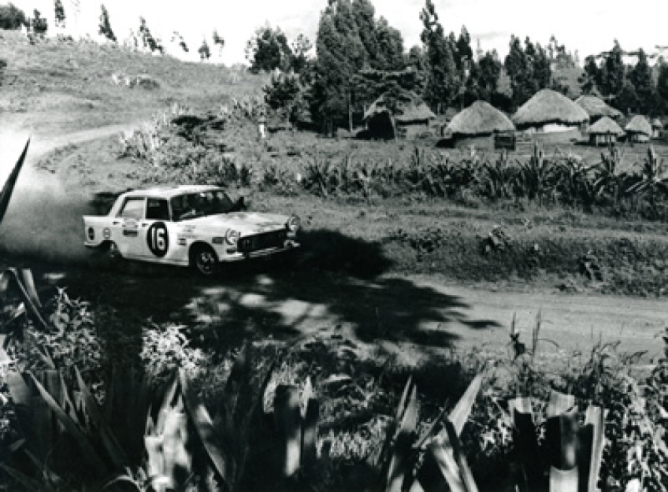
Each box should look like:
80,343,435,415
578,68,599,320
1,118,666,367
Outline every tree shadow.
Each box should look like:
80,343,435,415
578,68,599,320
3,190,502,364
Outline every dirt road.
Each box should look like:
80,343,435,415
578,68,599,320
1,123,666,365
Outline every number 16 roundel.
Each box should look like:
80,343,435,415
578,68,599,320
147,222,169,257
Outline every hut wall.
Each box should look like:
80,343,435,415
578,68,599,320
541,122,580,133
531,128,581,144
398,120,432,139
589,134,619,146
453,135,494,150
628,132,650,143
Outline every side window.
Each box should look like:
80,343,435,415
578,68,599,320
118,197,145,219
146,199,171,220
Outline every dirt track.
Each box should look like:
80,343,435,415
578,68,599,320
1,122,666,365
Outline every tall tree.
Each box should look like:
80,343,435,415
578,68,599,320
658,60,668,109
477,50,502,100
171,31,188,52
198,39,211,60
455,26,473,69
628,48,657,114
290,34,313,75
352,0,378,66
579,55,600,94
419,0,459,112
245,25,293,73
212,29,224,55
375,17,405,71
598,40,625,97
54,0,65,28
504,35,532,108
29,9,48,36
138,17,163,54
98,4,116,42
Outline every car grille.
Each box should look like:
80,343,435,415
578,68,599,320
237,230,287,253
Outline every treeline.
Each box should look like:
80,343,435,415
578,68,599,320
582,42,668,117
258,0,584,134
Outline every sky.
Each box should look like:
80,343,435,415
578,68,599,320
11,0,668,66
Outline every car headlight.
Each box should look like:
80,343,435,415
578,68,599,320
225,229,240,245
286,215,300,232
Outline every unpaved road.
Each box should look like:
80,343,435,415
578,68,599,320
1,122,666,365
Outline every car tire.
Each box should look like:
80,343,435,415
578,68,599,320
190,244,219,277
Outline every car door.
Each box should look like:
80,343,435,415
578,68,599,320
113,196,146,259
140,197,176,262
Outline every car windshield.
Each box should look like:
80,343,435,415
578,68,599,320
171,190,235,222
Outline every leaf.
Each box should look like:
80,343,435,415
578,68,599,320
28,371,109,476
179,369,236,490
0,462,44,491
0,138,30,225
448,374,484,438
274,384,303,478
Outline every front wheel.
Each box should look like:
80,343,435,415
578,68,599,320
190,245,219,276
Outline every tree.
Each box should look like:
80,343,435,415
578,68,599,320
54,0,65,28
264,72,308,124
212,29,224,57
98,4,116,42
375,17,405,71
419,0,459,112
628,49,658,115
658,61,668,109
455,26,473,70
352,0,378,66
138,17,163,54
246,25,293,73
579,55,600,95
171,31,188,52
198,39,211,60
0,3,26,29
29,9,48,36
476,50,502,101
504,35,532,108
598,40,625,97
290,34,313,75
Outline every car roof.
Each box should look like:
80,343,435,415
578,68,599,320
120,185,224,200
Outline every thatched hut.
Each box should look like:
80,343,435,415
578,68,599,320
624,115,652,143
443,100,515,149
512,89,589,143
574,95,622,122
363,90,436,140
652,118,664,139
586,116,624,146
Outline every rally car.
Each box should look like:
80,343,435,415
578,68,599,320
83,185,300,275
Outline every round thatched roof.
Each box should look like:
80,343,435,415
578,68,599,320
586,116,624,136
446,101,515,137
652,118,664,129
364,90,435,124
512,89,589,127
574,95,622,120
625,115,652,136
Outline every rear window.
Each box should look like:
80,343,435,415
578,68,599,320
118,197,145,219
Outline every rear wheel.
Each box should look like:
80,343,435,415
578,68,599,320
190,245,219,276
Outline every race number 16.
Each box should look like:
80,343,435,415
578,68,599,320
147,222,169,257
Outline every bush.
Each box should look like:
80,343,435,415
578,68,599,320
0,3,26,29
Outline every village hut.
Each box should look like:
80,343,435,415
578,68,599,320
363,90,436,140
652,118,664,139
443,100,515,149
624,115,652,143
586,116,624,146
574,95,622,122
512,89,589,143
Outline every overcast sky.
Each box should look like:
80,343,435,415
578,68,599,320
11,0,668,65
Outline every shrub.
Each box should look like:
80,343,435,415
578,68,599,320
0,3,25,29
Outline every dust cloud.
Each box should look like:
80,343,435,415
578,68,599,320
0,129,99,266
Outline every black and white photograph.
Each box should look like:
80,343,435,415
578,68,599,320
1,0,667,490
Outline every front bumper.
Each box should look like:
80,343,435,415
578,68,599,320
221,240,300,262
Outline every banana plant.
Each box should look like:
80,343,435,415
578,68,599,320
0,138,30,225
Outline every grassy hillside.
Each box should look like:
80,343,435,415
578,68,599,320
0,29,267,132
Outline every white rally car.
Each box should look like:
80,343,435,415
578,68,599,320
83,185,300,275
